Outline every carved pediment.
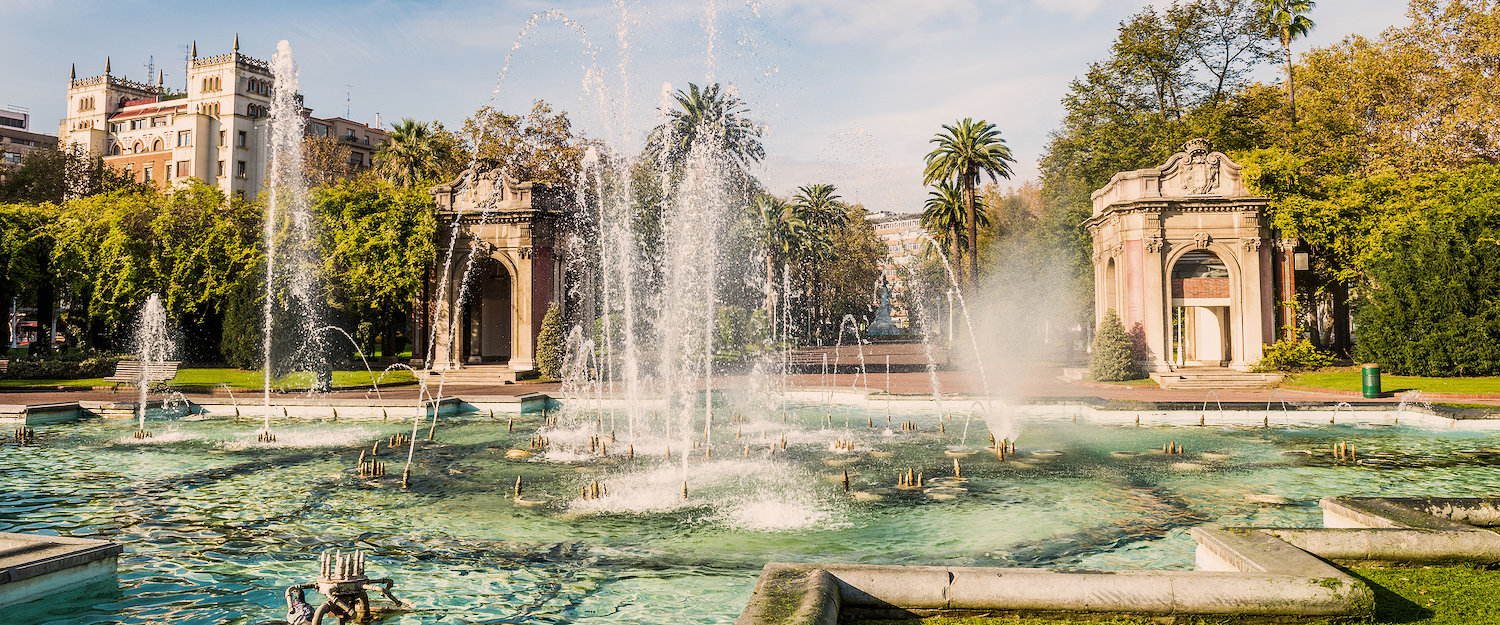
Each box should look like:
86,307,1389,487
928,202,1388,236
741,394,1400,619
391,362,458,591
1089,139,1257,216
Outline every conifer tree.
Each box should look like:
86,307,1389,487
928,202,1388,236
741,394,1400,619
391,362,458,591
534,303,565,380
1090,309,1143,381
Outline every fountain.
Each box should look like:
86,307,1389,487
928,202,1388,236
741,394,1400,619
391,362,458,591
261,40,325,438
131,294,174,439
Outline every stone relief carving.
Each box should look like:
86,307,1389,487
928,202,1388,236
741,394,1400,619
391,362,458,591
1241,237,1261,252
1182,138,1222,195
1193,232,1211,249
1277,238,1298,252
1144,234,1165,253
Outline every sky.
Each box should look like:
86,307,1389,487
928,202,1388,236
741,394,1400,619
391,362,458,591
1,0,1412,213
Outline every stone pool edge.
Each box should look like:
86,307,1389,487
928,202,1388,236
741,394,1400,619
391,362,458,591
735,497,1500,624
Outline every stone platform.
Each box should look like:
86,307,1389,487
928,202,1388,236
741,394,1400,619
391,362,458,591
0,532,123,611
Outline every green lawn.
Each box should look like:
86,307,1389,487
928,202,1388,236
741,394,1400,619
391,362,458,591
0,367,415,389
854,565,1500,625
1286,367,1500,396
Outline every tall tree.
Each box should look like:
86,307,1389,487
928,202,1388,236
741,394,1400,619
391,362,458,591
747,194,806,320
463,101,586,186
922,118,1014,286
646,83,764,170
375,118,449,188
922,179,991,280
1260,0,1317,125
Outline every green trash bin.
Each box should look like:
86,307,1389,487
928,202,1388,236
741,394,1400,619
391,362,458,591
1361,364,1381,399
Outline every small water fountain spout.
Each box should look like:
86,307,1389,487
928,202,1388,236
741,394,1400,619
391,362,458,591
277,549,408,625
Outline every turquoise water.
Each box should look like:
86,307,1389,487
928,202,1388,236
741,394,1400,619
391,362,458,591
4,407,1500,624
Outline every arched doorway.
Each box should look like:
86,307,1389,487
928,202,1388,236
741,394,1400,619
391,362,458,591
1170,250,1230,366
460,259,513,363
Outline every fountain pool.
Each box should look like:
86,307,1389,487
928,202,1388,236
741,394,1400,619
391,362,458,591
5,403,1500,624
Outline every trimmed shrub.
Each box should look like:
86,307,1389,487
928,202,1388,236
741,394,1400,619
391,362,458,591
1090,309,1144,381
535,303,565,380
7,353,121,379
1253,337,1335,372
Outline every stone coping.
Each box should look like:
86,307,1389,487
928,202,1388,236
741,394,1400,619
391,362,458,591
737,497,1500,624
735,560,1369,625
0,532,122,585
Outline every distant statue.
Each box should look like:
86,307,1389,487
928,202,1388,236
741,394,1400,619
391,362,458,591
866,277,902,336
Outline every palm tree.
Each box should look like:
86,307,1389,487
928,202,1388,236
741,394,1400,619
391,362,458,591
921,179,991,280
922,118,1014,287
646,83,764,169
791,184,847,232
790,183,847,328
374,118,441,188
748,194,807,319
1260,0,1316,126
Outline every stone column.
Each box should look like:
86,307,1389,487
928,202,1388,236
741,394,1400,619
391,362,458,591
1277,238,1298,341
1236,236,1267,368
1141,229,1169,371
509,249,537,372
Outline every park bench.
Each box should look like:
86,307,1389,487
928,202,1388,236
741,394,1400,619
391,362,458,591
785,350,830,369
105,360,180,388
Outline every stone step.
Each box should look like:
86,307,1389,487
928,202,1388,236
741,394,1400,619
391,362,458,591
1152,370,1283,390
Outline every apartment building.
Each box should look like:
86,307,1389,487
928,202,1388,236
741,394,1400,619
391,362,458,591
59,37,384,197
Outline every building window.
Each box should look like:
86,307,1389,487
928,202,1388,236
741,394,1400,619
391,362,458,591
109,144,121,156
237,131,247,147
143,165,153,181
165,163,173,179
151,139,163,152
176,160,189,177
345,128,356,140
131,141,142,154
109,122,124,133
129,119,146,130
1,152,20,165
236,160,247,178
219,130,226,147
176,131,191,147
217,160,225,177
151,117,167,127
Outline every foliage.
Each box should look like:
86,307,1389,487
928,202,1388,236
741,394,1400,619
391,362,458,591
303,135,358,187
5,353,120,379
1349,165,1500,376
0,146,138,204
49,181,262,330
923,118,1015,285
218,274,263,369
646,83,764,170
535,302,565,380
313,178,437,348
1089,309,1144,381
1253,336,1334,372
816,203,887,325
1259,0,1317,124
463,101,589,187
374,118,465,188
922,179,990,266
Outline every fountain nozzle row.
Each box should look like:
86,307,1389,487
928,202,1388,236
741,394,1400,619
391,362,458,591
13,426,36,445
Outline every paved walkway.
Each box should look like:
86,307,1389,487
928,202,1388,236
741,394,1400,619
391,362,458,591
6,364,1491,409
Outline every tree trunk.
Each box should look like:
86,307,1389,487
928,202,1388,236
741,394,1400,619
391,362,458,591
765,252,776,333
964,172,978,289
33,280,55,354
949,227,961,287
1286,42,1297,127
